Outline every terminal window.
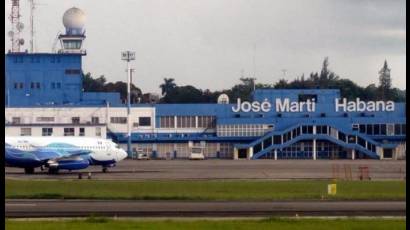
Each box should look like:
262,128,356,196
96,127,102,137
12,117,21,124
36,117,55,122
64,128,75,136
198,116,216,128
160,116,175,128
111,117,127,124
20,128,32,136
42,128,53,136
72,117,80,124
91,117,100,124
139,117,151,126
65,69,81,75
177,116,196,128
79,128,85,136
14,82,24,89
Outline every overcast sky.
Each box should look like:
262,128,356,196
5,0,406,93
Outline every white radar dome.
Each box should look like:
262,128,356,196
217,94,230,104
63,7,86,29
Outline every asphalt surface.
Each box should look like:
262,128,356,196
5,200,405,218
5,159,406,180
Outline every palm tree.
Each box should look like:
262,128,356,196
159,78,177,96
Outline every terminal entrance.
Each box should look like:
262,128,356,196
383,148,393,159
238,149,248,159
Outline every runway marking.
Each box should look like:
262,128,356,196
6,203,37,207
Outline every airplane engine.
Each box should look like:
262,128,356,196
47,158,90,171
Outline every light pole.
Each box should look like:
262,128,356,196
121,51,135,158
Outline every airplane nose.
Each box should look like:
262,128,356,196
119,149,128,160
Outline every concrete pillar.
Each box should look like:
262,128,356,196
274,149,278,160
233,147,239,160
313,139,317,160
247,147,254,160
195,116,199,128
216,143,221,159
352,149,355,160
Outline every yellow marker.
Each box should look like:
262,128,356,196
328,184,337,195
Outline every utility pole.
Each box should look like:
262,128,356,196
121,51,136,158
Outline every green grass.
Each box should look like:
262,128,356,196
5,179,405,201
5,218,406,230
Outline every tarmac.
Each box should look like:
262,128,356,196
5,200,406,218
5,159,406,180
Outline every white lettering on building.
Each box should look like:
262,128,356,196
335,98,395,112
232,98,395,113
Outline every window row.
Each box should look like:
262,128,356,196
13,56,63,64
20,127,102,137
159,116,216,129
353,123,406,136
217,124,270,137
13,82,63,90
112,117,152,126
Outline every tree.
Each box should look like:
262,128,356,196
160,85,204,103
378,60,392,101
318,57,339,88
274,79,289,89
82,73,106,92
226,78,256,101
159,78,177,96
104,81,142,103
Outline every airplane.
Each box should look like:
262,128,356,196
5,136,128,174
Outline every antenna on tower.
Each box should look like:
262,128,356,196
28,0,46,53
28,0,35,53
9,0,25,53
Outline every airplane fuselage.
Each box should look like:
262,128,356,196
5,136,128,173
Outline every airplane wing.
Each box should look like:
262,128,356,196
33,147,92,162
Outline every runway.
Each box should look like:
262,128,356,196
5,159,406,180
5,200,405,218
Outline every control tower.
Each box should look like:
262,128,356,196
58,7,86,54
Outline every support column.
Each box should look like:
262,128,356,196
352,149,355,160
313,139,317,160
247,147,254,160
274,149,278,160
233,147,239,160
216,143,221,159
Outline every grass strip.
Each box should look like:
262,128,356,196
6,179,406,201
5,217,406,230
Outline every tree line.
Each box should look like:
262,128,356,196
83,58,406,104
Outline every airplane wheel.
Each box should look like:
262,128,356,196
24,168,35,174
102,167,108,173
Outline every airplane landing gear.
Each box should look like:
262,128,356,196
24,168,35,174
102,167,108,173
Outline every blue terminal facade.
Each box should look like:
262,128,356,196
4,52,406,160
5,53,120,106
120,89,406,160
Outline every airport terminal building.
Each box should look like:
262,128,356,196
5,52,406,160
5,8,406,161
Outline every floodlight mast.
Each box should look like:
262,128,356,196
121,51,136,158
